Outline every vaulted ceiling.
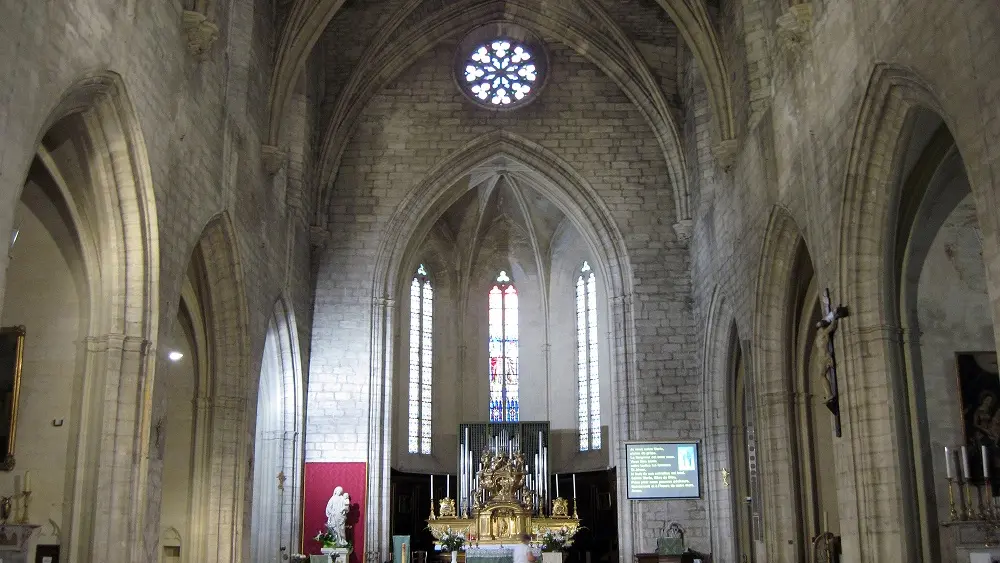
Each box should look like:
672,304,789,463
266,0,737,229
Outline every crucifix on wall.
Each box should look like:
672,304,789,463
815,288,849,438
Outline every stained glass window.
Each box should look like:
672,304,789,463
408,264,433,454
577,262,601,451
489,271,519,422
461,39,539,107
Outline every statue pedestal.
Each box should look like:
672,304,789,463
319,547,350,563
541,553,564,563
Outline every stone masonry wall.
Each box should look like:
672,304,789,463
690,0,1000,561
0,0,315,557
308,40,705,550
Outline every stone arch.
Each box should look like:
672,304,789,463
269,0,736,164
702,287,740,563
366,130,637,562
751,205,812,563
837,64,999,563
250,296,305,562
838,65,952,563
179,212,252,563
648,0,737,147
10,70,162,563
313,0,689,228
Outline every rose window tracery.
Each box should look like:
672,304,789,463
461,39,540,107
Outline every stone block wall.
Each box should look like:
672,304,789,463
0,0,315,559
308,39,704,551
691,0,1000,561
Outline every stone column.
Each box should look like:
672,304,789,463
611,291,637,562
838,323,921,563
366,296,397,563
71,333,153,563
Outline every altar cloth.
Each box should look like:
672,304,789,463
465,547,514,563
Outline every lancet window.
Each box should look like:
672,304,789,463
408,264,433,454
489,271,519,422
577,261,601,450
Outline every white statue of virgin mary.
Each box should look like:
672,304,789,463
325,486,351,544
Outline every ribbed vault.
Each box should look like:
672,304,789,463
267,0,738,232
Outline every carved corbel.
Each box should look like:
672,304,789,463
261,144,287,175
673,219,693,242
182,10,220,58
712,139,739,171
776,3,813,50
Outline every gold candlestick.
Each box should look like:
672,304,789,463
948,478,959,520
984,479,995,519
964,479,976,520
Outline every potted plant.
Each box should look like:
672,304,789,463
437,529,466,563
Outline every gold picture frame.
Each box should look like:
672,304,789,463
0,326,25,471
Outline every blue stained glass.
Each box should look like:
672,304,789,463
488,271,519,422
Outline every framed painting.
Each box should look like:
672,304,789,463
958,352,1000,485
0,326,25,471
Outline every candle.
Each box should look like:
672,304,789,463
431,474,434,499
573,474,577,499
23,471,30,493
447,474,450,498
984,445,991,479
822,510,829,532
945,447,954,479
556,473,560,498
961,446,972,480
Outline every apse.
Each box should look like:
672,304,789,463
391,170,612,475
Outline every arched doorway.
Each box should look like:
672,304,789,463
250,300,304,563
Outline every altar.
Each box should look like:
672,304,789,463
427,447,579,545
465,547,514,563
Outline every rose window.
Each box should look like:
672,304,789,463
462,39,539,107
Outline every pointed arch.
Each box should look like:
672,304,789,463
701,286,739,563
313,0,689,228
366,130,638,562
835,64,991,563
250,295,305,563
751,205,808,563
22,70,161,562
269,0,736,169
649,0,737,145
183,212,252,563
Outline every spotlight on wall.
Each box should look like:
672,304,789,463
168,351,184,362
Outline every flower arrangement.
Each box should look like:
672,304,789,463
314,527,350,549
437,529,467,552
539,528,574,552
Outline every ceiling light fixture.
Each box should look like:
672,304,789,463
168,351,184,362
